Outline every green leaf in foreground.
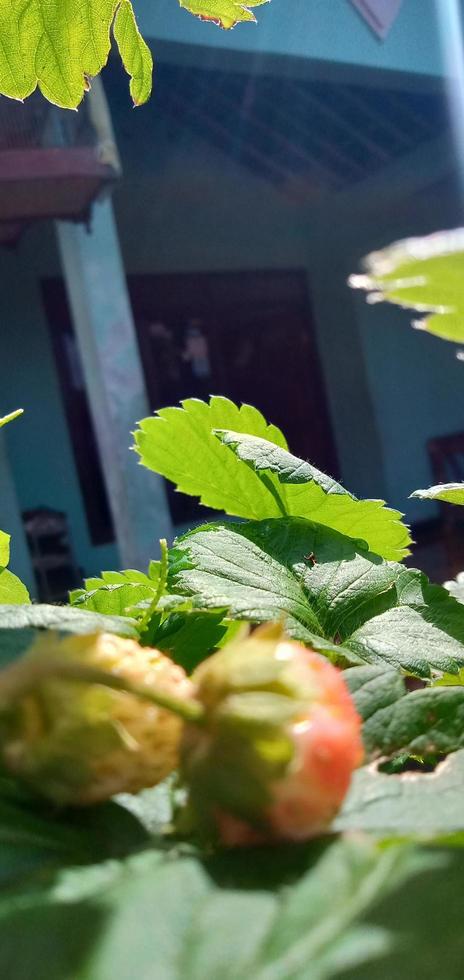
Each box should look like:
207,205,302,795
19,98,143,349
0,604,138,666
134,397,411,561
178,0,269,29
169,518,464,676
411,483,464,505
349,227,464,342
0,0,152,109
336,750,464,835
0,835,420,980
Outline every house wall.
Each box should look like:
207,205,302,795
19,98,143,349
139,0,444,79
109,108,464,524
0,224,118,585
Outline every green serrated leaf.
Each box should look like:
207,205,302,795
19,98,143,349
215,429,411,561
0,0,151,108
134,398,411,562
70,567,161,617
178,0,269,29
411,483,464,505
135,397,287,521
350,228,464,342
169,519,464,677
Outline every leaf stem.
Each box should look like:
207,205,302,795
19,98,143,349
139,538,169,634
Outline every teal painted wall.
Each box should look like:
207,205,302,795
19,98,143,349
0,224,119,585
139,0,444,78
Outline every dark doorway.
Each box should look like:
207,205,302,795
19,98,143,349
129,269,338,524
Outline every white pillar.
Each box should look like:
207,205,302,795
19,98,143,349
56,200,172,570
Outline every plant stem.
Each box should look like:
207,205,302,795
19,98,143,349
0,657,204,725
139,538,169,635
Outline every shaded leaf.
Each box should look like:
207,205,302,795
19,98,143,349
336,750,464,835
142,608,230,672
350,228,464,342
0,835,422,980
346,664,464,759
0,604,138,666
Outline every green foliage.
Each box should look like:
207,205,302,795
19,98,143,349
70,566,160,617
0,0,269,108
5,390,464,975
0,1,151,109
168,519,464,677
346,664,464,759
350,228,464,342
135,397,411,561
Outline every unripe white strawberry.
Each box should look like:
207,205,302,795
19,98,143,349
180,627,363,845
0,632,193,806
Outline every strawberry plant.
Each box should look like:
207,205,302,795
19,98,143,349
3,389,464,977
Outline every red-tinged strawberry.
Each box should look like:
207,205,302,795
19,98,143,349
180,626,363,845
0,632,194,806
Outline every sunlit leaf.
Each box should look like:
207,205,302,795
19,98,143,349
135,398,411,561
411,483,464,505
350,228,464,342
0,0,152,108
178,0,269,30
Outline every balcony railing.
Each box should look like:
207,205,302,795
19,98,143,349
0,83,120,245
